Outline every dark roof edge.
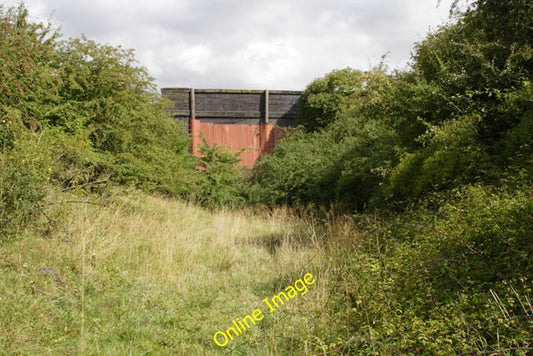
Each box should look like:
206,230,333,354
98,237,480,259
161,88,302,95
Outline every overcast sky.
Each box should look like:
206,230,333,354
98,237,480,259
5,0,458,90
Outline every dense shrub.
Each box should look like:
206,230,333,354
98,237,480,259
2,5,195,186
50,36,195,195
0,5,56,236
252,69,402,210
253,0,533,211
313,182,533,354
297,68,364,132
386,115,491,201
0,4,204,236
256,1,533,352
0,4,61,145
193,138,247,206
0,130,50,237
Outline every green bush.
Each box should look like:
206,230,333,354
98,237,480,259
1,4,195,201
254,0,533,212
0,130,51,237
434,184,533,286
298,68,364,132
387,115,492,201
193,138,247,206
52,36,194,195
250,128,339,206
252,69,401,211
315,183,533,354
0,3,203,239
0,4,61,147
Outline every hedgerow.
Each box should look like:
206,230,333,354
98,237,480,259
251,1,533,353
0,4,200,236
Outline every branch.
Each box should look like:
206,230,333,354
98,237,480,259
315,336,382,355
391,222,479,255
38,200,110,207
60,179,109,191
459,346,533,355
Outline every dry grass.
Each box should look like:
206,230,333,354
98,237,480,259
0,189,332,355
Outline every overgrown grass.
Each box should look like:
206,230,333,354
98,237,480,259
310,184,533,355
0,189,332,355
2,186,532,355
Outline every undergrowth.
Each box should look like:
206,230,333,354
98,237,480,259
0,188,331,355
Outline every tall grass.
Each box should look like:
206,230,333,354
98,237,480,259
0,189,332,355
3,187,531,354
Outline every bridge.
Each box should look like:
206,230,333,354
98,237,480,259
162,88,301,168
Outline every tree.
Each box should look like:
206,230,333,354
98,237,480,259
298,68,364,132
0,4,61,146
1,3,196,212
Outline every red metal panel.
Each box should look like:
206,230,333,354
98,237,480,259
191,120,287,168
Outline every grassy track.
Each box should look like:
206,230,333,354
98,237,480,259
0,190,332,355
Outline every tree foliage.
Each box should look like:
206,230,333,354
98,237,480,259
0,4,198,236
194,137,247,206
252,1,533,352
254,0,533,210
0,4,60,145
297,68,364,132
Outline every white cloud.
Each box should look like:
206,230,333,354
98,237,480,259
175,44,212,74
230,38,300,88
3,0,458,90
